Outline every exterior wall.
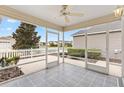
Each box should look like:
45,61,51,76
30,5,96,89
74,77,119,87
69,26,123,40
73,31,121,59
0,38,15,50
87,33,106,57
87,33,106,51
73,36,85,49
109,32,121,59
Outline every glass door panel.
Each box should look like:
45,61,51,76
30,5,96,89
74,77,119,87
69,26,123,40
86,31,108,74
46,30,59,68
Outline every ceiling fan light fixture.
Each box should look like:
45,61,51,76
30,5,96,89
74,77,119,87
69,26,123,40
114,6,124,17
60,5,84,23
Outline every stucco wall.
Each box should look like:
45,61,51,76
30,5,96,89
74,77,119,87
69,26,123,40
0,38,15,50
73,31,121,59
73,35,85,49
109,32,121,59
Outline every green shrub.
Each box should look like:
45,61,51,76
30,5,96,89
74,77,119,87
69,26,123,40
88,48,101,52
6,58,13,66
67,48,101,60
59,52,68,55
67,48,85,57
0,56,20,67
11,56,20,65
88,51,101,59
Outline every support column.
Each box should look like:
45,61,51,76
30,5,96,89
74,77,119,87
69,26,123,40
31,48,33,58
121,16,124,77
45,27,48,68
106,29,109,74
62,31,65,63
57,32,60,65
85,32,88,68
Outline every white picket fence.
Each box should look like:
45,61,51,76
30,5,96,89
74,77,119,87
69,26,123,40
0,48,62,59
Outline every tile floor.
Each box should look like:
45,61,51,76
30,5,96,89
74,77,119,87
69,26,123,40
0,63,121,87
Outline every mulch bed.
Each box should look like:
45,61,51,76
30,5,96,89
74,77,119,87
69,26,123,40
0,67,24,82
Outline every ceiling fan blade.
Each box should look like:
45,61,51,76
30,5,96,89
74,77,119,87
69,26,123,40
65,16,70,23
69,13,84,16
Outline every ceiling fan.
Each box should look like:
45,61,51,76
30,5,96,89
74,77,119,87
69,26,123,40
60,5,84,23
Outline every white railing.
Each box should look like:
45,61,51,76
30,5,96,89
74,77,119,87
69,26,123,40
0,48,60,59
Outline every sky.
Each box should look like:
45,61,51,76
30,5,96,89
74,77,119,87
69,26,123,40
0,17,79,42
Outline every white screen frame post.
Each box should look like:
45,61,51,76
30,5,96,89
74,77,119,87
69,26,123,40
106,29,110,74
45,29,60,67
121,15,124,77
57,32,60,65
45,27,48,69
62,31,65,63
85,32,88,68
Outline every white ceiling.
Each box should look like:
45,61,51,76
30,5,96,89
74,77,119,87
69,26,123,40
8,5,117,27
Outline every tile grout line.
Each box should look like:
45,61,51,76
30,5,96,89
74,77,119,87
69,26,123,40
88,73,97,87
51,68,89,87
26,77,38,87
102,76,107,87
74,71,90,86
117,78,119,87
117,77,124,87
51,73,75,86
50,78,66,87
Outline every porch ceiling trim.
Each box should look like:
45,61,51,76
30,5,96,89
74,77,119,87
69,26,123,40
63,13,121,31
0,6,63,31
0,6,121,32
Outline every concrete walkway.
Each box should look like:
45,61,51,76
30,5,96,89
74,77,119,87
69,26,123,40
0,55,121,77
15,55,122,77
64,57,122,77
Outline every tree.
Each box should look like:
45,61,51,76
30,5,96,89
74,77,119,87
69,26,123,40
65,43,72,47
49,42,57,47
12,22,41,49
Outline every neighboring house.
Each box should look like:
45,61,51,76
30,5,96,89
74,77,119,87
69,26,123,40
39,41,72,48
48,40,72,47
72,21,121,60
0,36,15,50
